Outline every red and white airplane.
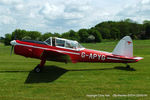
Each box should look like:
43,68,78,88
10,36,143,72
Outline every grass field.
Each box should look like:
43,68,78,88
0,40,150,100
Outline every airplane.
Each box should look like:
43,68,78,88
10,36,143,73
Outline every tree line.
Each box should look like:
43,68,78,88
1,19,150,45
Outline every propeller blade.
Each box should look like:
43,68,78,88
10,46,14,55
14,33,17,40
10,32,17,56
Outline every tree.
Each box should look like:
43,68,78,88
88,29,102,42
68,30,79,41
145,23,150,39
11,29,42,40
41,32,53,41
118,21,130,37
124,18,134,23
110,27,120,39
22,36,31,40
87,35,95,43
53,33,61,37
61,32,70,39
0,37,4,43
78,29,89,42
4,34,12,45
61,30,79,41
12,29,27,40
27,31,41,40
143,20,150,24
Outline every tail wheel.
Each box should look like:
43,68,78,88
126,65,130,68
124,63,131,68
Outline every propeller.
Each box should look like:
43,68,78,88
10,45,14,55
14,32,17,40
10,33,17,55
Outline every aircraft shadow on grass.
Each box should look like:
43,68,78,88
24,65,136,84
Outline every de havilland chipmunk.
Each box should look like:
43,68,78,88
10,35,143,73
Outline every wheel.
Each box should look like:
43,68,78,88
34,65,43,73
126,65,130,68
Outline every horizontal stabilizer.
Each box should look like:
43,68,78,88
133,57,143,61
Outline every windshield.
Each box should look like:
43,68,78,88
44,37,84,49
44,37,52,45
65,40,84,49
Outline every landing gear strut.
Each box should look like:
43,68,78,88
34,59,46,73
125,63,130,68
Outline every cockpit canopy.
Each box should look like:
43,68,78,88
44,37,84,50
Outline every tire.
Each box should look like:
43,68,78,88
34,65,42,73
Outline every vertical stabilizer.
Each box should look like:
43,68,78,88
112,36,133,57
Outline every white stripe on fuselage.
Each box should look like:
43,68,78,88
107,57,122,60
107,57,134,61
15,42,80,55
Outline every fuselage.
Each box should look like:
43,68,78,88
12,40,140,63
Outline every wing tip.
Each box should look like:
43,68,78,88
133,57,144,61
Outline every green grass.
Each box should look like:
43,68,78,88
0,40,150,100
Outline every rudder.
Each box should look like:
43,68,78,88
112,36,133,57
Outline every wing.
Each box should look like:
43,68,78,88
40,49,72,63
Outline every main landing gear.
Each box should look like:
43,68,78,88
34,59,46,73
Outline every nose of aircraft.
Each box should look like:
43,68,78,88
10,40,16,45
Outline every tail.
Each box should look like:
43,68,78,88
112,36,133,57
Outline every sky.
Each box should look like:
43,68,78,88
0,0,150,37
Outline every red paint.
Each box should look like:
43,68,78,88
127,41,132,45
13,40,142,66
